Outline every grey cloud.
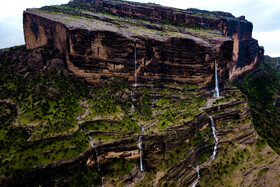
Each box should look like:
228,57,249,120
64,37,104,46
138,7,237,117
0,19,25,49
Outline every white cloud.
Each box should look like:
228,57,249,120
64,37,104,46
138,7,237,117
0,0,70,19
0,0,70,49
254,30,280,57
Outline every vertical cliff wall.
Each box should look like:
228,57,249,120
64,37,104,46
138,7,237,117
75,0,264,80
23,0,262,85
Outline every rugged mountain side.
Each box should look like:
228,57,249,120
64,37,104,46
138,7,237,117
23,0,263,86
0,46,279,186
233,56,280,154
74,0,264,79
0,0,279,186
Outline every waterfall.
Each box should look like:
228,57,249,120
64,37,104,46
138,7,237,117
130,91,133,99
79,120,83,131
130,91,135,113
89,135,101,171
138,136,143,171
134,40,137,88
214,60,220,98
95,149,101,171
192,166,200,187
210,116,218,160
76,111,102,181
138,127,144,171
192,116,219,187
89,135,94,147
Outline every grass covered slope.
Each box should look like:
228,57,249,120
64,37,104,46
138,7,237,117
0,46,90,179
0,45,206,184
233,56,280,154
0,45,279,186
36,1,224,40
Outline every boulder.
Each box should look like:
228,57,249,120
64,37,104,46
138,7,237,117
27,49,44,71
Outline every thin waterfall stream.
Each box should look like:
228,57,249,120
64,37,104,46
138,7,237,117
131,40,144,172
192,166,200,187
130,40,137,113
138,127,144,171
210,116,218,160
89,135,101,171
134,40,137,88
89,135,104,185
77,111,103,184
130,91,135,113
215,60,220,98
192,116,219,187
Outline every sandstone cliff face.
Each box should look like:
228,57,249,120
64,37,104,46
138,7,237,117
40,0,262,81
11,1,276,186
1,45,279,186
23,0,244,86
81,0,264,79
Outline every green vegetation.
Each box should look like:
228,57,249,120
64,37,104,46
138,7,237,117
0,102,18,126
1,131,88,177
198,136,278,186
0,72,88,139
0,46,92,177
257,168,268,178
137,126,214,186
0,45,143,181
199,145,251,186
103,159,135,178
40,2,91,16
58,169,102,187
3,45,25,52
131,87,206,133
38,0,222,39
83,119,140,134
233,56,280,154
0,13,277,185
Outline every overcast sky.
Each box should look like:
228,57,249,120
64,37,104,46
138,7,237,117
0,0,279,57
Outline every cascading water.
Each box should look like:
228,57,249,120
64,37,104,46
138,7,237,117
138,127,144,171
210,116,218,160
214,60,220,98
95,149,101,171
192,116,219,187
89,135,101,171
134,40,137,88
130,91,135,113
89,135,94,147
130,40,137,113
192,166,200,187
76,111,103,183
130,91,133,99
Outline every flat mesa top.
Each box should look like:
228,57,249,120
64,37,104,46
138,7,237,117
24,2,227,42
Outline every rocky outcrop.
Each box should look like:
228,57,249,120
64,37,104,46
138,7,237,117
78,0,264,79
3,1,274,186
1,45,279,186
23,7,234,86
22,0,264,87
24,0,263,82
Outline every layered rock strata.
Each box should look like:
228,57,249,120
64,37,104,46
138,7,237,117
23,0,263,84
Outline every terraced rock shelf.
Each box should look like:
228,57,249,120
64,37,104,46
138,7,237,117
0,0,279,186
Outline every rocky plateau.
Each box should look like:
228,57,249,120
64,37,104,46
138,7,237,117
0,0,279,186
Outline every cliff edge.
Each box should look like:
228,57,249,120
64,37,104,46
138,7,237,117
23,0,263,85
